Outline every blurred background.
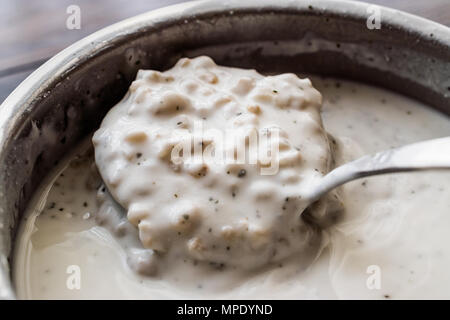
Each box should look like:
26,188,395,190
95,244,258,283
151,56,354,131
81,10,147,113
1,0,449,103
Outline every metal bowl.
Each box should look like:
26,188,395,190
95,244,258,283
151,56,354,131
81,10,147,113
0,0,449,299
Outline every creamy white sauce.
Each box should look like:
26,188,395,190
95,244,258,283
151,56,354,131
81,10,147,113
92,56,339,271
13,59,450,299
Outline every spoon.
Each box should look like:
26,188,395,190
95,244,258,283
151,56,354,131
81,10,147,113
303,136,450,202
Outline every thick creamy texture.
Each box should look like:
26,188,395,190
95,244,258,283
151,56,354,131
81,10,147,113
13,73,450,299
92,57,338,270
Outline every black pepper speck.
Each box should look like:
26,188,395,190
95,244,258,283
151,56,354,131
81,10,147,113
237,169,246,178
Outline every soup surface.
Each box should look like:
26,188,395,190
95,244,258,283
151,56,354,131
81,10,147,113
13,61,450,299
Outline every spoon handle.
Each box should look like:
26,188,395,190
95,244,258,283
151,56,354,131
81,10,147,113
307,136,450,201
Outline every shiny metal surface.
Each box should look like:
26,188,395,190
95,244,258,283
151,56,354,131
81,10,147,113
305,137,450,202
0,0,449,299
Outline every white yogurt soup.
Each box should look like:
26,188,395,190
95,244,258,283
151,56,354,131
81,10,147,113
13,57,450,299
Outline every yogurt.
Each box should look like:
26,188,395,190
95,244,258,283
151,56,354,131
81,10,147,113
92,56,340,271
12,59,450,299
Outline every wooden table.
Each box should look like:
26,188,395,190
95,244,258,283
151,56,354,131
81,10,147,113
1,0,449,103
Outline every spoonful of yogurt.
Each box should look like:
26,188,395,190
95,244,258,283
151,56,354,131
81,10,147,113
92,56,450,272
